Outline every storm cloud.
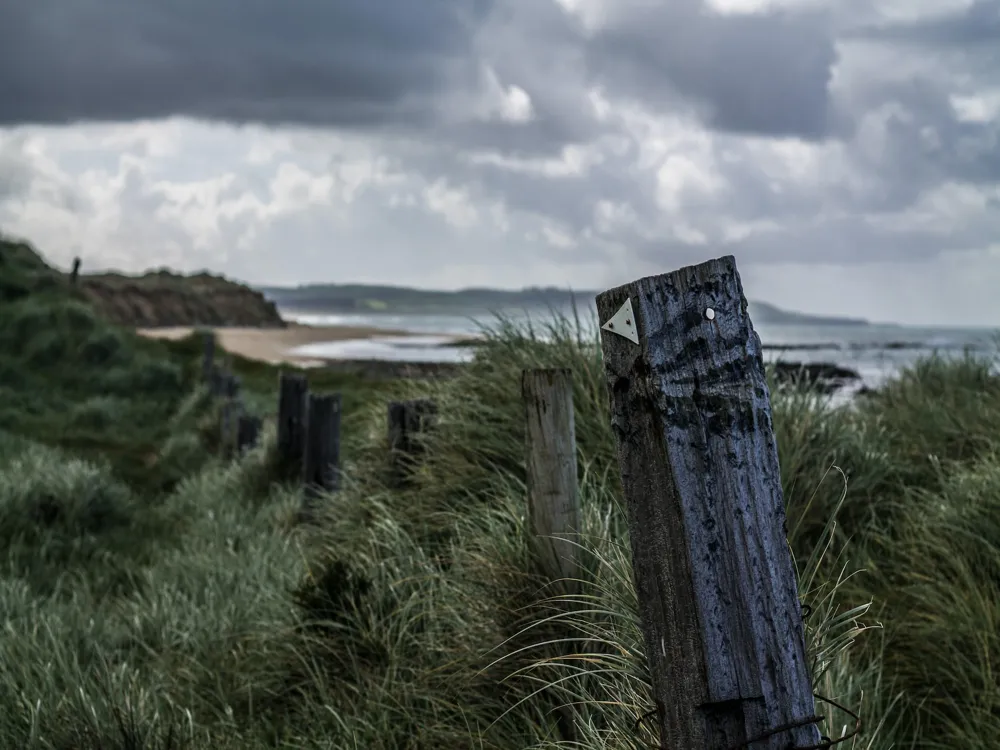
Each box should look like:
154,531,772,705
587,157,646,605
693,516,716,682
0,0,999,325
583,1,839,139
1,0,847,142
0,0,491,128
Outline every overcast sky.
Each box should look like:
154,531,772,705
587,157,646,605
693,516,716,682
1,0,998,325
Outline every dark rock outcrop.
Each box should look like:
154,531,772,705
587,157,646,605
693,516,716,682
770,361,861,394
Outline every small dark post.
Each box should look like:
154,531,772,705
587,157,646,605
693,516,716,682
277,372,309,479
214,371,243,457
387,399,437,488
220,396,243,458
226,373,241,399
211,368,240,398
237,414,262,455
209,366,227,397
300,393,342,520
596,256,819,749
522,368,581,586
202,330,216,384
69,257,81,285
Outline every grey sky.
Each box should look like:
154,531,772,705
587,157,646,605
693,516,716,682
0,0,998,325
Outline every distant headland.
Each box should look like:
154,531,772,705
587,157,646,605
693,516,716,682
259,283,871,327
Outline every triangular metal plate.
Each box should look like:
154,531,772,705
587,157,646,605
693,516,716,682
601,297,639,345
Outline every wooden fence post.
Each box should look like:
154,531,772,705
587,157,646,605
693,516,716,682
219,372,242,458
522,368,581,586
301,393,342,520
237,414,262,455
202,330,216,384
387,399,437,488
277,372,309,479
220,399,242,458
208,362,232,397
208,366,222,396
595,256,820,750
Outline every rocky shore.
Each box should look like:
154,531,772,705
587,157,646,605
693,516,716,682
770,361,862,394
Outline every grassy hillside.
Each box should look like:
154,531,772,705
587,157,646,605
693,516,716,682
0,235,386,491
81,269,286,328
2,235,999,749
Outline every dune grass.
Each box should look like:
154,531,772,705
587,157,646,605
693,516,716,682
3,240,1000,747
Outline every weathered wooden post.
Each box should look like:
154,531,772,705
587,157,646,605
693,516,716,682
522,368,581,586
596,256,820,750
300,393,342,520
226,373,241,399
208,363,230,397
237,414,262,455
218,373,243,458
69,257,81,285
220,398,242,458
277,372,309,479
387,399,437,488
201,330,216,384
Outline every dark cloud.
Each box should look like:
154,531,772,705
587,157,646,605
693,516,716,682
0,0,490,127
2,0,1000,290
585,2,839,139
825,42,1000,215
628,209,1000,275
848,0,1000,46
1,0,843,142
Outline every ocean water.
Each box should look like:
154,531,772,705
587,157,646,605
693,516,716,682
283,307,999,391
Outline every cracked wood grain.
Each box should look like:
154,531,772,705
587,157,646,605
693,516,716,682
596,255,819,750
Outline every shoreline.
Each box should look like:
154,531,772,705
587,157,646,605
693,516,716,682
136,323,879,394
135,321,993,396
136,323,477,368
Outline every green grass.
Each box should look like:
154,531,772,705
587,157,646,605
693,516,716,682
0,234,391,494
3,235,1000,748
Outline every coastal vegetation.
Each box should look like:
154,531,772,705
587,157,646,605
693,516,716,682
1,234,999,749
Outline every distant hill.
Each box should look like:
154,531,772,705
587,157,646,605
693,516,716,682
259,283,870,327
257,283,586,315
747,301,869,327
81,270,285,328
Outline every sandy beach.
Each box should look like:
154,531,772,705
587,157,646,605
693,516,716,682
137,322,421,367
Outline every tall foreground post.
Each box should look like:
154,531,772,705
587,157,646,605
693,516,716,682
596,256,819,750
522,369,581,585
